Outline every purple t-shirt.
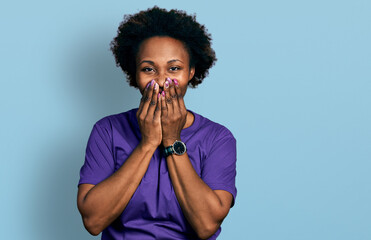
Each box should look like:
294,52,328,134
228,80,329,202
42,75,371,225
78,108,237,239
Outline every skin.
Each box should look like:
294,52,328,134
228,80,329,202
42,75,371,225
77,36,233,239
135,36,195,147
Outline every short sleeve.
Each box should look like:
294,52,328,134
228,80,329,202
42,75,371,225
78,121,115,186
201,128,237,207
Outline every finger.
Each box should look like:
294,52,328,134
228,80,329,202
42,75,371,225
168,78,180,112
147,82,159,118
160,90,167,118
138,81,151,114
141,80,155,117
163,78,174,114
173,78,186,111
154,91,162,121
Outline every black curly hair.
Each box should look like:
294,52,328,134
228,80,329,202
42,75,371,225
110,6,217,88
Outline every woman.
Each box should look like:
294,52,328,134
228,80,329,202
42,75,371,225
77,6,237,240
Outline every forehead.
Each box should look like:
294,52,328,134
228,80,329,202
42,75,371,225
136,36,190,63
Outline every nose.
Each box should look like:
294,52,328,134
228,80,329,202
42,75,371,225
157,77,166,88
156,74,170,90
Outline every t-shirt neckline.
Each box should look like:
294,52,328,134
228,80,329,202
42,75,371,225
182,109,199,135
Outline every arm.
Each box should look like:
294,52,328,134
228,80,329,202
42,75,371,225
160,79,234,239
77,81,162,235
77,143,156,235
165,151,233,239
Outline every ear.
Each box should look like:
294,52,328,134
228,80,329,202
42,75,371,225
188,66,195,81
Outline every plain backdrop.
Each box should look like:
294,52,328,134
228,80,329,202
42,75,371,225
1,0,370,239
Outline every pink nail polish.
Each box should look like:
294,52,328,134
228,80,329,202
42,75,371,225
154,83,158,90
165,80,169,89
173,79,178,86
166,77,172,83
150,79,155,86
162,91,165,97
146,82,151,89
158,93,161,98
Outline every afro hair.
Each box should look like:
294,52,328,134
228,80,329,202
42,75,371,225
110,6,217,88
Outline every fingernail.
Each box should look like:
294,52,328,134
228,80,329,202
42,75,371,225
150,79,155,86
146,82,151,89
166,77,172,83
165,80,169,89
173,79,178,86
154,83,158,90
162,91,165,97
158,93,161,98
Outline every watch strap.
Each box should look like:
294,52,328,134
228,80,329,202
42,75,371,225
164,145,174,157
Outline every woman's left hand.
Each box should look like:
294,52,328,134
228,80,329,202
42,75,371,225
160,78,187,146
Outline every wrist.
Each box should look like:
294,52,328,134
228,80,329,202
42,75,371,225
139,140,159,152
162,137,180,147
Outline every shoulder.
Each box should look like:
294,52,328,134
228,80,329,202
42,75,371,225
95,108,138,127
190,110,236,143
94,108,138,128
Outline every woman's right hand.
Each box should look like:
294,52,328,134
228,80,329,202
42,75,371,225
136,79,162,149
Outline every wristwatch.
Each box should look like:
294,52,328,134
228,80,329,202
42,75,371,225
164,140,187,157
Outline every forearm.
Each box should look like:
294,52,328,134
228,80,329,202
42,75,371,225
166,152,227,239
78,142,156,235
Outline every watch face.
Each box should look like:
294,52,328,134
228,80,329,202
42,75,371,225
173,141,186,155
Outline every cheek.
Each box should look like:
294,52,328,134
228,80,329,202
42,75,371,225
179,84,188,96
136,75,150,91
136,81,147,96
136,82,145,93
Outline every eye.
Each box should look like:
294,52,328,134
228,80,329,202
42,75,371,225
169,66,181,71
142,67,155,72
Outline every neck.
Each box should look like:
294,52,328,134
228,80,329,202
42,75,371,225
183,110,194,129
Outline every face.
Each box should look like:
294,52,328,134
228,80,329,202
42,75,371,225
135,36,195,96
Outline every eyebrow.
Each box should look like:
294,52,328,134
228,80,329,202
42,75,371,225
138,59,184,66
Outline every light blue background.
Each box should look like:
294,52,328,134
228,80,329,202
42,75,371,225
1,0,370,239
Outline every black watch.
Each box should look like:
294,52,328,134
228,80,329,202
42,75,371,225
164,140,187,157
